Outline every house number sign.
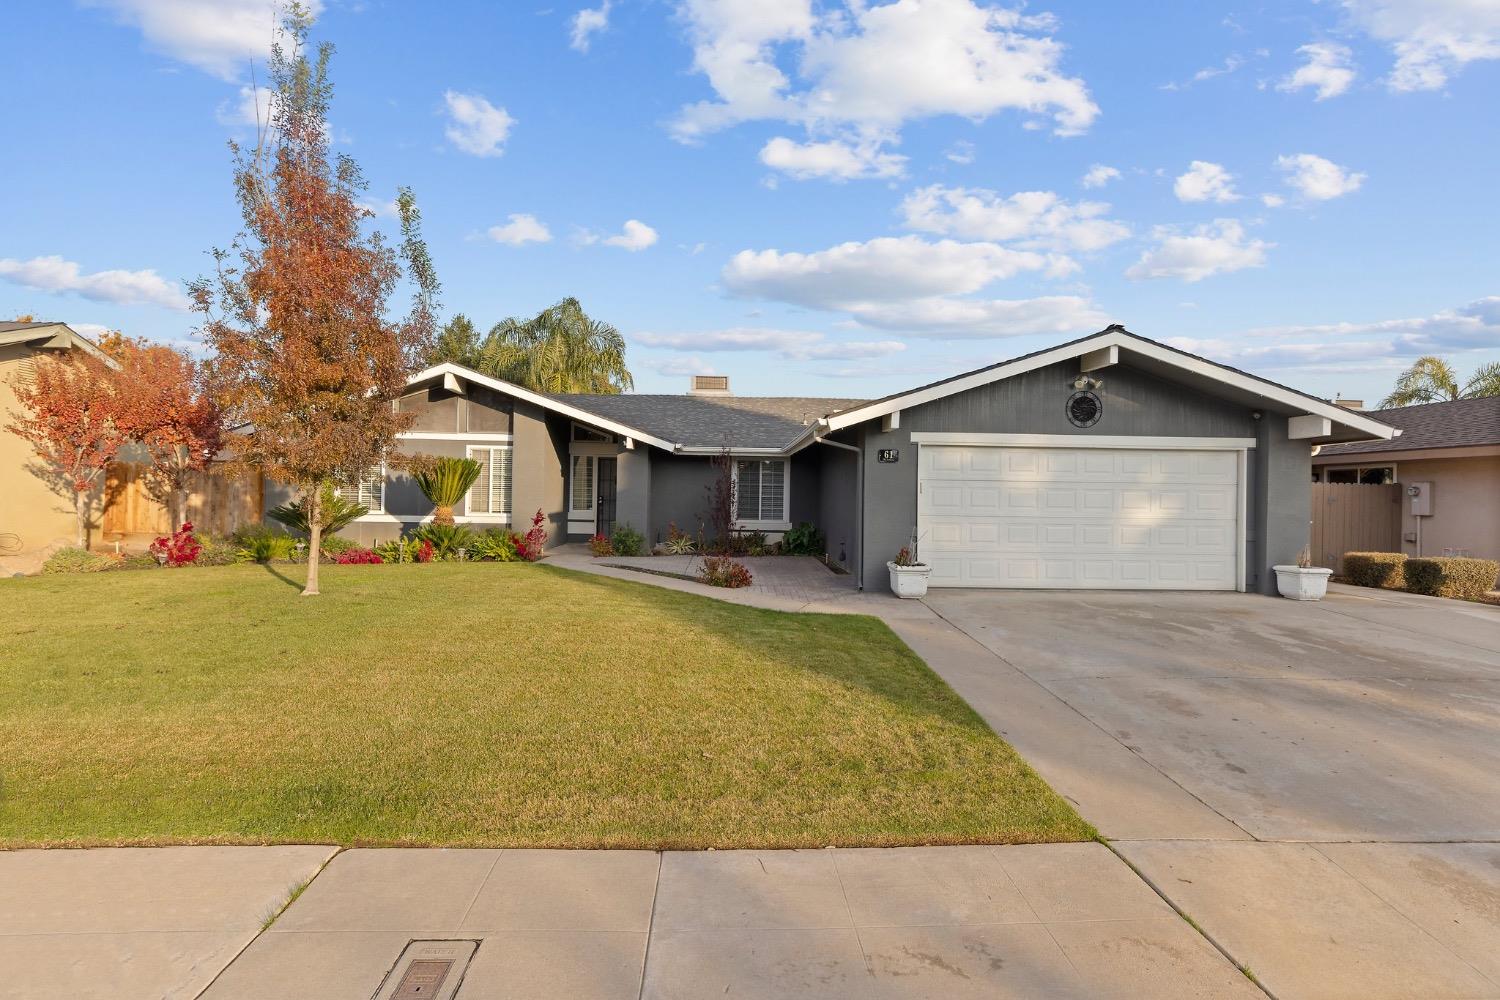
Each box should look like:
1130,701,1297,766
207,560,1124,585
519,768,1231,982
878,449,900,463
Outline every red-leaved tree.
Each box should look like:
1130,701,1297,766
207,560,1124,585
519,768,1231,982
6,352,133,547
191,7,438,596
113,340,225,530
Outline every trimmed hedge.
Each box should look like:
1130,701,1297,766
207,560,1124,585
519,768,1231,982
1342,551,1407,590
1403,557,1500,600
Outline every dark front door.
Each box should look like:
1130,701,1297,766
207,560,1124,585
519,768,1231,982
596,457,618,537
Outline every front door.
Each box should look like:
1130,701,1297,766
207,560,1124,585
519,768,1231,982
596,458,618,538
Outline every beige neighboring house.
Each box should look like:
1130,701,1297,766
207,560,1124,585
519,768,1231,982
1313,396,1500,561
0,321,112,575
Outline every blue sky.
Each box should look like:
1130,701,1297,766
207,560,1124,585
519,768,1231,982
4,0,1498,402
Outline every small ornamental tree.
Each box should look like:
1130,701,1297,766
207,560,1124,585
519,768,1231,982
702,444,737,555
192,7,439,596
6,352,133,547
113,340,225,529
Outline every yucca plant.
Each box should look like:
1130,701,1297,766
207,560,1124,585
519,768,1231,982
413,456,482,526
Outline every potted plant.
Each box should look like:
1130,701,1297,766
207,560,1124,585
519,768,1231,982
887,543,932,598
1273,547,1332,601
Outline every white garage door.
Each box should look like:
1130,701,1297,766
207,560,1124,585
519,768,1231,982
918,444,1241,590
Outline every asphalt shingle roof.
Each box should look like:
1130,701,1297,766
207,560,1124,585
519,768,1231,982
549,393,867,450
1317,396,1500,456
0,321,59,333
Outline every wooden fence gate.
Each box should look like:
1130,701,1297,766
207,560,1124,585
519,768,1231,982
102,462,263,539
1310,482,1402,572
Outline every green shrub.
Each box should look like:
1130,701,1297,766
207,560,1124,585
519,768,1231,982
782,521,824,556
410,523,475,560
468,528,519,562
41,548,116,574
663,522,695,555
233,525,298,563
739,530,770,556
318,535,360,557
1342,551,1407,589
1403,557,1500,600
118,553,162,571
195,533,240,566
267,484,368,535
611,523,645,557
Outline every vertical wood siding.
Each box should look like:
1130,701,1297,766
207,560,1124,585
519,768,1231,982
1310,482,1403,571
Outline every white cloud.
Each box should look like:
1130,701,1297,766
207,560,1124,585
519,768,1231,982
487,214,553,246
842,295,1108,339
671,0,1097,176
899,185,1129,253
1341,0,1500,91
1167,296,1500,369
1126,220,1271,283
652,354,718,377
1080,164,1120,189
1261,193,1286,208
1163,53,1246,90
723,235,1064,310
214,83,274,128
1276,153,1366,201
945,140,976,165
1278,42,1357,100
0,255,191,310
442,90,514,157
587,219,659,251
759,136,906,180
635,327,905,360
84,0,322,80
1173,161,1240,203
570,1,612,52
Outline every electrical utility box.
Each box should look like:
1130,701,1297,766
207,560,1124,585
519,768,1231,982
1408,481,1434,517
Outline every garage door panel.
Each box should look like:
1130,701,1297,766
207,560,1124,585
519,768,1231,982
919,444,1240,591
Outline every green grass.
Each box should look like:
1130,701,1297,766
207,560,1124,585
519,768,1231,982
0,562,1092,849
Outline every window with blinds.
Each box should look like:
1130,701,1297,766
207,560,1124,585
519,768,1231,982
466,446,513,516
337,466,384,513
735,459,786,523
570,455,594,511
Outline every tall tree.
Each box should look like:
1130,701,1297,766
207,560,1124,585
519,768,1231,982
1381,356,1500,407
475,297,633,394
114,340,225,529
6,352,133,547
425,313,481,367
191,6,438,596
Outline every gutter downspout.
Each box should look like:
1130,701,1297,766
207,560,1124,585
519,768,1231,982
815,431,863,591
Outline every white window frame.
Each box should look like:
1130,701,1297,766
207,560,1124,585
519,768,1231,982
1319,462,1398,485
465,445,514,523
337,464,385,514
732,457,791,531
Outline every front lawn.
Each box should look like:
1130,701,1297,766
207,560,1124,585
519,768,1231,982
0,563,1091,848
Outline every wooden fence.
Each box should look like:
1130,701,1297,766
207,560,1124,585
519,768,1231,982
1310,482,1402,572
102,462,263,539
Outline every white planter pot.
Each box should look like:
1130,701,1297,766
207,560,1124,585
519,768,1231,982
1273,565,1332,601
887,561,932,599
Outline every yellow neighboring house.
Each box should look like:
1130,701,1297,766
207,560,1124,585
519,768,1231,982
1,321,112,575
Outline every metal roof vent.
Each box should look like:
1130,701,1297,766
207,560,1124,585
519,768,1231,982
690,374,731,396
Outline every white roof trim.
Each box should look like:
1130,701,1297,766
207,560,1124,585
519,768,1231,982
0,323,113,366
820,329,1398,442
407,363,677,451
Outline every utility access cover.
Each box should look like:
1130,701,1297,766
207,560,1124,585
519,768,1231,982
374,940,478,1000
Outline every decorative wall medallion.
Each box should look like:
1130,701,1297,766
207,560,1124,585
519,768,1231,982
1067,390,1102,428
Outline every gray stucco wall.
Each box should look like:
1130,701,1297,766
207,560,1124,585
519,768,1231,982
615,447,652,538
513,404,567,547
649,455,714,545
789,449,822,526
855,360,1269,592
815,437,860,576
397,384,511,434
1251,413,1312,594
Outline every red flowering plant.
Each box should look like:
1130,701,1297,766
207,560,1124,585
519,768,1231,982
699,555,752,588
147,521,203,567
336,548,383,565
415,539,435,563
515,509,547,562
588,533,613,557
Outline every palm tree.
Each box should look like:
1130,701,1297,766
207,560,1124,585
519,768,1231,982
474,297,634,394
1381,356,1500,408
412,456,482,526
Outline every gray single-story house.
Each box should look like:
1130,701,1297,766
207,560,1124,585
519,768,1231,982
280,326,1397,594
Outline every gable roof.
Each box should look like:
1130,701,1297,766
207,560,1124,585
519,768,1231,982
813,325,1398,446
0,321,112,363
1316,396,1500,457
551,393,864,452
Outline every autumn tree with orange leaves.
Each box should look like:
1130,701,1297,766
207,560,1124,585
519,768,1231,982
110,338,225,529
7,351,133,547
191,6,438,596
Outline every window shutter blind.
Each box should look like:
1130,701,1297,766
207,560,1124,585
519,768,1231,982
736,460,760,520
760,460,785,521
468,448,490,514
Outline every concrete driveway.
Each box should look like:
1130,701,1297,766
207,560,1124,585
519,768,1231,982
914,583,1500,1000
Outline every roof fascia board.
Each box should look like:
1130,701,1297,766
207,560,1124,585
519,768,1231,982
1313,443,1500,464
407,364,676,451
823,330,1398,442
